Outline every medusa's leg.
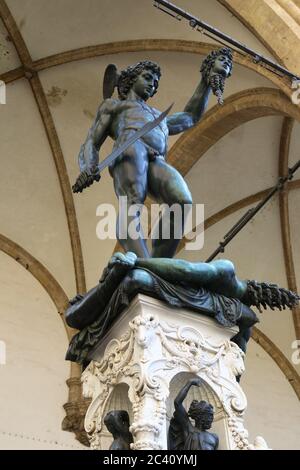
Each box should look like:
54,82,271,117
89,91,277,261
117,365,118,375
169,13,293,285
231,304,259,354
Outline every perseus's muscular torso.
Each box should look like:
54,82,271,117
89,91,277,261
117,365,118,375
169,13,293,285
109,99,169,156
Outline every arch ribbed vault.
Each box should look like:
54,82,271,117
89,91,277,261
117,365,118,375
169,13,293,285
0,0,86,294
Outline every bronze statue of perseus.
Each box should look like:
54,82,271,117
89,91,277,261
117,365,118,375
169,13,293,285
73,48,233,258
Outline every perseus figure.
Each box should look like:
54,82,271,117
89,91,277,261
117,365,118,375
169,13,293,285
168,378,219,450
73,48,233,258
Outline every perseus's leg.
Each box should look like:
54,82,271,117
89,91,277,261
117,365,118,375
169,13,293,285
148,158,193,258
112,138,150,258
135,257,247,299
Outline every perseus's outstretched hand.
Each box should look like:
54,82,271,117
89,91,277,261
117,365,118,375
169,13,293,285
72,169,101,193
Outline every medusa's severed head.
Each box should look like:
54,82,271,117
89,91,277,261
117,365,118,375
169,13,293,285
201,47,233,105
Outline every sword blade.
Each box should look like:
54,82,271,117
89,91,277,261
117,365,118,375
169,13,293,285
98,103,173,173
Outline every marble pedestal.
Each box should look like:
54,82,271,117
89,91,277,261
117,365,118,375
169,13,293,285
81,294,268,450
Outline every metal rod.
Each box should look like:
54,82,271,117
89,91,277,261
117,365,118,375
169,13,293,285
205,160,300,262
154,0,299,82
